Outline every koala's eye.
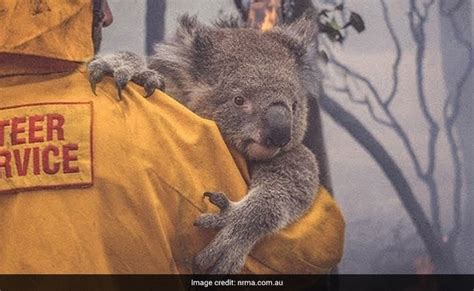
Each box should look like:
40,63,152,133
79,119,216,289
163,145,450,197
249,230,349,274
292,101,298,112
234,96,245,106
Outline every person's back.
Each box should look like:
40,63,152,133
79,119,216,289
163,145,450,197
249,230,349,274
0,0,344,274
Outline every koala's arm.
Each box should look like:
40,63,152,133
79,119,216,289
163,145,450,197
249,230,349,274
88,51,165,99
194,144,319,274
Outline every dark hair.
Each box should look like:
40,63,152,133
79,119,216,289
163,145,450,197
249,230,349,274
92,0,104,28
92,0,104,53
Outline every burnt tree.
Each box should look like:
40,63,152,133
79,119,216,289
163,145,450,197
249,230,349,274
320,0,463,273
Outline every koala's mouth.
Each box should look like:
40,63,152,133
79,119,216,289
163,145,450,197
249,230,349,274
244,140,281,161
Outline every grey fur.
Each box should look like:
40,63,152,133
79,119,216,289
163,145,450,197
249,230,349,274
88,13,320,274
89,52,165,99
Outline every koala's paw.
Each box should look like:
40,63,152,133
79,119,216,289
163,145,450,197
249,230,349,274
88,58,112,95
194,192,233,229
193,230,247,274
88,54,165,100
132,70,165,98
203,191,230,210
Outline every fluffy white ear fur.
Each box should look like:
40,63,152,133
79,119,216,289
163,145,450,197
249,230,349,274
153,12,322,98
150,15,206,84
272,13,322,97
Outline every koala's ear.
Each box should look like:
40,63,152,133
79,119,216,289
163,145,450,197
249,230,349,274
175,14,217,55
273,12,322,96
273,12,319,60
213,14,244,29
176,14,207,45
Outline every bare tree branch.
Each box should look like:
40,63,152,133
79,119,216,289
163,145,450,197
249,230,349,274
439,0,473,245
408,0,442,234
325,0,446,238
321,0,468,272
320,93,458,273
440,0,464,16
328,58,427,180
380,0,401,106
324,80,394,127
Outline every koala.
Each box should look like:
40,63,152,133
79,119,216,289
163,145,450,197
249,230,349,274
88,13,320,274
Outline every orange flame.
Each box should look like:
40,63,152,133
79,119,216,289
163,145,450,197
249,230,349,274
247,0,281,31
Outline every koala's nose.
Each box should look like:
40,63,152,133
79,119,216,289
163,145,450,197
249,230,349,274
263,104,292,148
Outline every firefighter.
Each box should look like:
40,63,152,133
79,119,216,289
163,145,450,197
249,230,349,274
0,0,344,274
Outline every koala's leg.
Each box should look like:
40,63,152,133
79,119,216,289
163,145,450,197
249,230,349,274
194,144,319,274
88,52,165,99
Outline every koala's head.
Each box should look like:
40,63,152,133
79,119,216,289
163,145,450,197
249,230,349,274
155,14,320,161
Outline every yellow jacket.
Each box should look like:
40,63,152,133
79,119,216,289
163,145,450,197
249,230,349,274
0,0,344,274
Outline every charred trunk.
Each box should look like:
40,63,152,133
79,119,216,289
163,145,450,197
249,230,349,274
146,0,166,56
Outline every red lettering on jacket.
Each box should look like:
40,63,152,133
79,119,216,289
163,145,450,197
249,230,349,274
33,147,41,175
0,102,93,194
28,115,45,144
42,145,60,175
63,144,80,174
0,120,10,147
11,117,27,145
0,150,12,178
47,114,65,141
13,148,31,177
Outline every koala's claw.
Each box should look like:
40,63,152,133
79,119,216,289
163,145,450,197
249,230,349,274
203,192,230,211
144,86,155,98
113,68,133,101
194,194,248,274
132,70,165,98
88,57,113,96
194,192,232,229
87,54,165,100
90,82,97,96
88,65,105,96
